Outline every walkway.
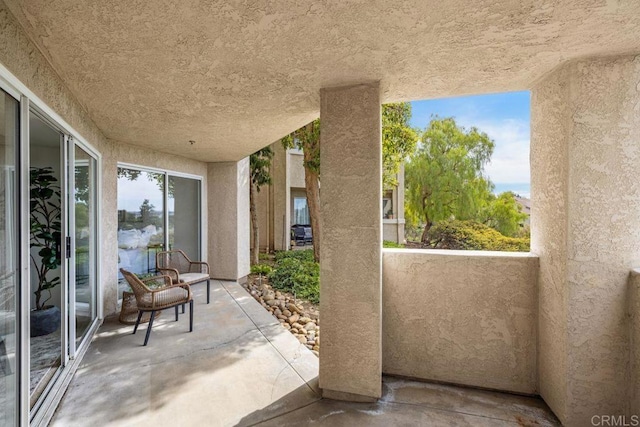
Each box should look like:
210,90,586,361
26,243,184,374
52,280,559,426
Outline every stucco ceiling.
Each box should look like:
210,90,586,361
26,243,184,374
3,0,640,162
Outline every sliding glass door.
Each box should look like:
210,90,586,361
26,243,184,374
72,145,98,346
168,175,201,259
28,111,65,409
0,89,20,427
28,110,100,414
117,166,201,297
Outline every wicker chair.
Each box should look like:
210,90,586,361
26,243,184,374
156,250,211,304
120,269,193,346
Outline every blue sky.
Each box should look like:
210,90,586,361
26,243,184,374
409,91,531,192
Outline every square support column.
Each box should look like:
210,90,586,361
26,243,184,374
319,82,382,401
532,55,640,426
207,158,251,281
271,142,291,251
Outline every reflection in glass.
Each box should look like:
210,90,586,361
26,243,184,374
74,146,97,343
293,197,310,225
0,90,19,426
168,176,200,260
29,112,63,407
117,168,165,297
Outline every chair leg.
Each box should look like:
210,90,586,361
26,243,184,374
207,279,210,304
189,300,193,332
182,303,185,314
175,305,179,321
133,310,143,335
144,311,156,346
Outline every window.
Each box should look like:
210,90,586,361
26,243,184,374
293,197,310,225
117,166,202,297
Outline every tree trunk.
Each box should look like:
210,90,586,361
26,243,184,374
250,181,259,265
304,150,321,262
421,221,432,245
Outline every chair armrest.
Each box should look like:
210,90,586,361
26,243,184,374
189,261,209,274
156,268,180,283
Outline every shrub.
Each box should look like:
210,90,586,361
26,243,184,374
250,264,273,276
383,240,405,248
269,252,319,304
274,249,314,263
427,220,530,252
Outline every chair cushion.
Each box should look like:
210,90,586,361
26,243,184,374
179,272,209,284
140,287,188,308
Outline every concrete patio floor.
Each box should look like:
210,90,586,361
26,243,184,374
52,280,560,427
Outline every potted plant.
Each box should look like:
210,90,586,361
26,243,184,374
30,167,62,337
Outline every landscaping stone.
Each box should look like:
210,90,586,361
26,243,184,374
245,273,321,358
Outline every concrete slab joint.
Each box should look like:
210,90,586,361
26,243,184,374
318,81,383,401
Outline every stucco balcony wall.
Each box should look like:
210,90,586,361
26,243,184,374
382,249,539,394
630,270,640,414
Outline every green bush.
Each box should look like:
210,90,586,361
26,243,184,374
427,220,530,252
274,249,314,262
269,252,319,304
250,263,273,276
383,240,405,248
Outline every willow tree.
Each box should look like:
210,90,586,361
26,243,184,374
249,146,274,265
405,117,494,243
281,103,418,262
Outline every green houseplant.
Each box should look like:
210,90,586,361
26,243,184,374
30,167,62,336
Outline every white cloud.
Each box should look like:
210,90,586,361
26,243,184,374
456,117,530,184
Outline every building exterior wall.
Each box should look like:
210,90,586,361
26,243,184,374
532,55,640,426
289,150,305,189
382,249,538,394
629,270,640,415
0,3,211,316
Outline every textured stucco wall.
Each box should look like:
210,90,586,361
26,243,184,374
289,150,305,190
382,249,538,394
0,4,212,316
319,83,382,400
629,270,640,414
530,61,571,422
271,142,290,251
207,159,250,281
532,55,640,426
0,3,116,314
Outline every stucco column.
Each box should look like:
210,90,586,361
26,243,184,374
207,158,251,281
319,82,382,401
271,142,290,251
531,55,640,426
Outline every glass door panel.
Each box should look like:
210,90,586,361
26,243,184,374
117,168,165,296
73,146,97,343
28,112,64,408
0,90,19,426
168,175,201,260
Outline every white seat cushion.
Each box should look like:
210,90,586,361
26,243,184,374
179,272,209,284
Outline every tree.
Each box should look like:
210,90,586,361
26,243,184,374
382,103,419,188
249,146,274,265
139,199,155,226
479,191,527,237
281,103,418,262
281,120,321,262
405,117,495,243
